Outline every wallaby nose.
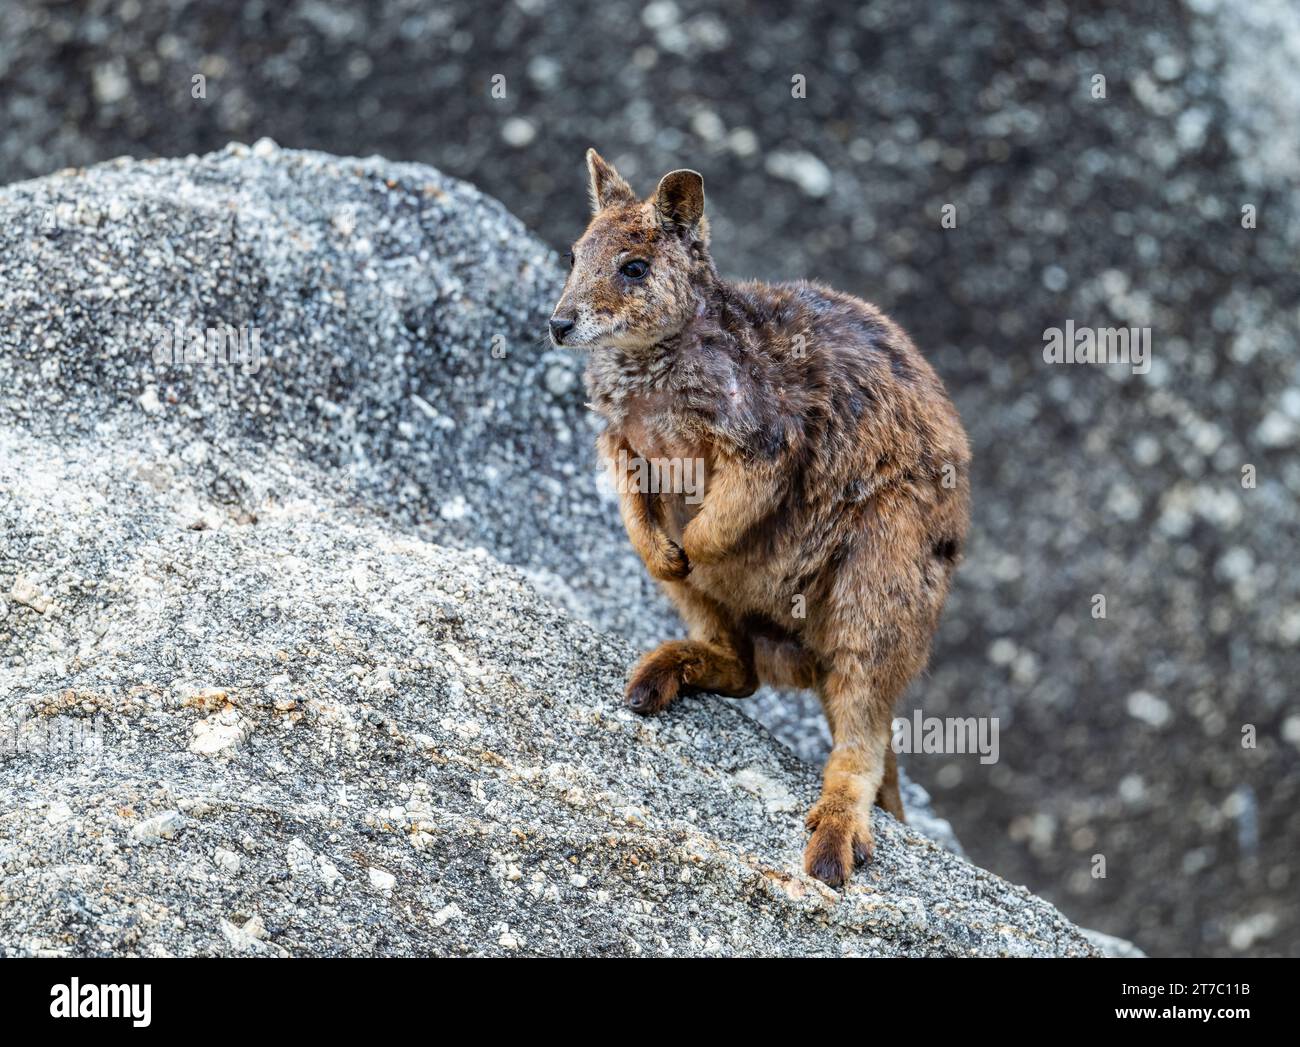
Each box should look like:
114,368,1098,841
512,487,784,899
549,315,576,343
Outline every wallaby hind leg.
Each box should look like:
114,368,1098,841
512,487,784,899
875,748,905,822
626,638,757,714
753,634,822,690
626,581,756,715
803,663,893,887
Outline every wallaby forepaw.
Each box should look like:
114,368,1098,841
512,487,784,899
803,806,873,887
647,539,691,581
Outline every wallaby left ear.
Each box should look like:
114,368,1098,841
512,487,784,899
587,148,637,213
653,169,705,230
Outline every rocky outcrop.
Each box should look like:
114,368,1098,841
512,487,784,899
6,0,1299,957
0,147,1095,956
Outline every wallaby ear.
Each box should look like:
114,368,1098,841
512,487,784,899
653,169,705,230
586,148,636,213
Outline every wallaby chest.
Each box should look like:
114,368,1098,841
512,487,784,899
614,391,712,543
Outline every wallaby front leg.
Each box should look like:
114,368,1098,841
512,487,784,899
681,456,780,565
600,433,690,581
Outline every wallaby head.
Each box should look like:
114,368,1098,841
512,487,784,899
549,149,715,351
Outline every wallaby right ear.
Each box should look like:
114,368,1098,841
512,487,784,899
653,169,705,230
586,148,637,213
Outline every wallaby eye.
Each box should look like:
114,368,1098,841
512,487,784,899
620,259,649,280
565,249,575,269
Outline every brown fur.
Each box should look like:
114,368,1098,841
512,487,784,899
552,150,971,887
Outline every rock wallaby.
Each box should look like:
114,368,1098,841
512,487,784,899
550,149,971,886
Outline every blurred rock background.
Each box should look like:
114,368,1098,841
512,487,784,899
1,0,1297,956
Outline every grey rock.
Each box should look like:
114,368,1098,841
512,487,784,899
130,811,186,844
0,148,1099,957
213,847,241,876
1081,929,1147,960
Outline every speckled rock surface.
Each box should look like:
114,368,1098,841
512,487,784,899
0,148,1091,957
